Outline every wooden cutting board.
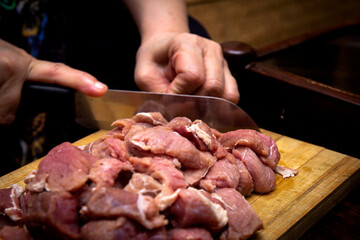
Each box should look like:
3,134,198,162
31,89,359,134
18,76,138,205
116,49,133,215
0,129,359,240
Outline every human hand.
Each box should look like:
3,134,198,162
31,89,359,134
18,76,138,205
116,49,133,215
0,39,108,125
134,32,239,104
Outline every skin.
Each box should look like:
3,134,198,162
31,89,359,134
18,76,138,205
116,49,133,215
0,0,239,125
125,0,239,104
0,39,108,125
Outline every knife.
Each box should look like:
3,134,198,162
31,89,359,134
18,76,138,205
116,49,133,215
75,90,259,132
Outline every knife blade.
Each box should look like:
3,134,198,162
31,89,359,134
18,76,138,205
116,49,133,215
75,90,259,132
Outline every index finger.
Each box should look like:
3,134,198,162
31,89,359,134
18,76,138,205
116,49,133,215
28,59,108,97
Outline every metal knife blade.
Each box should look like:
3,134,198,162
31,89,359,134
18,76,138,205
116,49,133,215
75,90,259,132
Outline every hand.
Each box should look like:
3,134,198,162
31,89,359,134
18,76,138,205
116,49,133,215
134,32,240,104
0,39,108,125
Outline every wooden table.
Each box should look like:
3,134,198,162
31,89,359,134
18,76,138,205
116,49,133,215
0,129,359,240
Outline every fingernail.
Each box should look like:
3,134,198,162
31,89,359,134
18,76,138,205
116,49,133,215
94,81,107,89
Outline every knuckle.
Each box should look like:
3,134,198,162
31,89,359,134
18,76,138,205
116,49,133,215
206,78,224,96
47,62,67,77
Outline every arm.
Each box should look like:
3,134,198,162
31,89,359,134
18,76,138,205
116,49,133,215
0,39,107,125
124,0,239,104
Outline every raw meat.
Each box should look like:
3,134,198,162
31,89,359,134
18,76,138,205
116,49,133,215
24,191,80,239
233,147,276,193
0,111,295,240
26,142,97,192
212,188,263,240
170,187,228,230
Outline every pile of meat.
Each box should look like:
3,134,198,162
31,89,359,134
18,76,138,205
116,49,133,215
0,112,297,240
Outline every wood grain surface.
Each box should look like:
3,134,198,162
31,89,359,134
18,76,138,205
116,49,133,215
0,129,359,240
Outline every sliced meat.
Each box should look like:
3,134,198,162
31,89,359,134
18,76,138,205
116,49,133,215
129,157,187,210
89,158,133,186
85,137,130,162
110,118,137,140
168,118,227,159
127,126,217,184
0,184,24,222
132,112,168,126
258,134,281,169
81,217,167,240
124,173,162,197
26,142,97,193
167,228,214,240
212,188,263,240
0,225,32,240
166,117,192,137
218,129,269,157
24,191,80,240
170,187,228,230
199,154,240,193
82,186,167,230
235,159,254,197
233,147,276,194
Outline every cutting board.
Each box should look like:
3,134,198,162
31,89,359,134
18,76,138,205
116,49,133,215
0,129,359,240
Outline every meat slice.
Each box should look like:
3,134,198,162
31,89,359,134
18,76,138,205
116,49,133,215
166,117,192,137
82,186,167,229
84,136,130,162
24,191,80,240
129,157,187,210
81,217,167,240
89,158,133,186
0,184,24,222
258,134,281,169
187,120,228,159
233,147,276,194
235,159,254,196
167,228,214,240
26,142,97,193
212,188,263,240
168,118,227,159
199,153,254,196
0,226,32,240
127,126,217,184
199,154,240,192
132,112,168,126
218,129,269,157
124,173,162,197
110,118,137,140
170,187,228,230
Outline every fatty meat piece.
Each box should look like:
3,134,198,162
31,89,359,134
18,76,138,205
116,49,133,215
168,117,227,159
132,112,169,126
82,186,168,230
26,142,97,193
129,157,188,210
212,188,263,240
199,154,240,192
126,126,217,184
170,187,228,230
167,227,214,240
24,191,80,240
84,136,130,162
0,184,24,222
0,225,32,240
233,147,276,194
218,129,270,157
89,158,133,186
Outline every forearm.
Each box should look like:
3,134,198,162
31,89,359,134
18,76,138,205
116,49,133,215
123,0,189,42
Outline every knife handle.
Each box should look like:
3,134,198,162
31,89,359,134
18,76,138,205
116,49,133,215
221,41,257,78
